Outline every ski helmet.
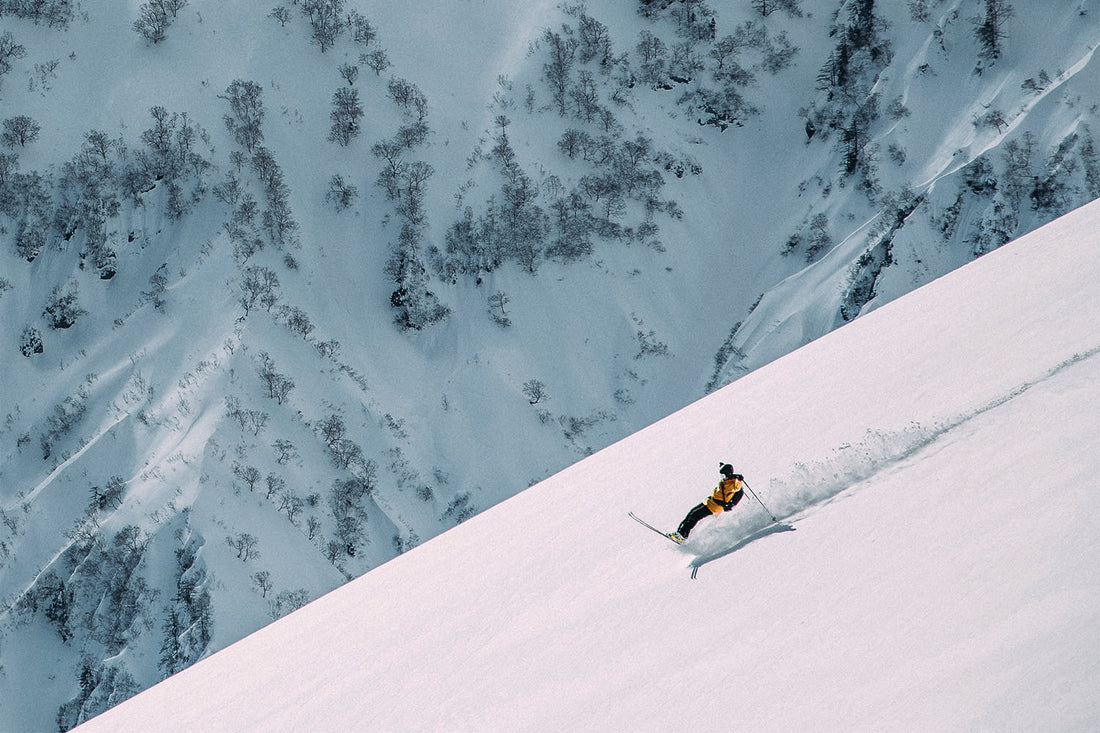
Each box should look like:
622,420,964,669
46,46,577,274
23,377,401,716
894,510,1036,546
719,463,735,477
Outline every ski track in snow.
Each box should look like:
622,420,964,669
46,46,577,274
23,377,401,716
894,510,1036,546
67,196,1100,733
6,2,1100,728
688,342,1100,573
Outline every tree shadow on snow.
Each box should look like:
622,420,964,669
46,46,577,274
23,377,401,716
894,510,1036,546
688,522,796,579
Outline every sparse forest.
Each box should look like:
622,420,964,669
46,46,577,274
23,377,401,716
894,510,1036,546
1,1,1098,729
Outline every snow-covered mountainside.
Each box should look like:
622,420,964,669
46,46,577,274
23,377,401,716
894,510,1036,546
2,1,1100,728
77,191,1100,733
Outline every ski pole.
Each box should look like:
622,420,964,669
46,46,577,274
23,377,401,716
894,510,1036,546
742,480,778,523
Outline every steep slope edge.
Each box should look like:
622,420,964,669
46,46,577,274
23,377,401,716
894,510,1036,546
77,179,1100,730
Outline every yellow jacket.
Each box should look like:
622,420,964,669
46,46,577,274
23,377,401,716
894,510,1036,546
705,476,743,514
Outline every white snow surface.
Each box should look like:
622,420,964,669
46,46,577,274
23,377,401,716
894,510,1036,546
6,1,1100,727
77,201,1100,731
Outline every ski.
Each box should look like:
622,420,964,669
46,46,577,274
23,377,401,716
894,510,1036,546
628,512,683,544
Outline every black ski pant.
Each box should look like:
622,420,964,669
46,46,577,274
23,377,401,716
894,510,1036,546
677,503,714,539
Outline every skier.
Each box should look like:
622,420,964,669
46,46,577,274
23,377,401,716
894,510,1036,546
669,463,743,543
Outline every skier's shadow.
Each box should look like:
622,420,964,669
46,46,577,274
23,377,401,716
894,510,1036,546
689,522,796,579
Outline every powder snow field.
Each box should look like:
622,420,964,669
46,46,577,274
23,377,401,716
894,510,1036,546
76,198,1100,730
8,2,1100,726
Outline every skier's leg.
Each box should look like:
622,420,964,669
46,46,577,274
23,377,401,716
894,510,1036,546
677,503,711,539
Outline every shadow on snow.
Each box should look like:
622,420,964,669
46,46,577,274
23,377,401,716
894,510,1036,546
688,522,796,579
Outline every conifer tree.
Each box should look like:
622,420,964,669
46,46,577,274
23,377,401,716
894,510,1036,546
974,0,1014,64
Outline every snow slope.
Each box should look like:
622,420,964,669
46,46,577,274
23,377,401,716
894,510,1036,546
77,199,1100,731
7,1,1100,726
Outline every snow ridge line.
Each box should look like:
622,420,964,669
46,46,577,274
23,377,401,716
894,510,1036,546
916,41,1100,192
687,343,1100,564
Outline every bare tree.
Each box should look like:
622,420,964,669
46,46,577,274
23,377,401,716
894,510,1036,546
543,29,578,116
636,30,667,87
252,570,274,597
265,473,286,500
338,62,359,86
387,78,428,120
372,138,406,200
226,532,260,561
348,10,375,46
324,539,342,564
753,0,802,17
328,87,364,146
0,152,17,184
325,174,358,209
221,79,265,152
361,48,390,76
233,462,261,492
270,589,309,619
257,351,295,404
272,439,296,464
133,0,187,43
2,116,41,148
133,3,170,43
0,32,27,85
329,437,363,470
523,379,549,405
89,476,126,512
278,491,304,523
159,0,188,17
303,0,343,52
239,266,279,315
317,413,346,449
488,290,509,317
577,13,612,65
270,6,291,26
